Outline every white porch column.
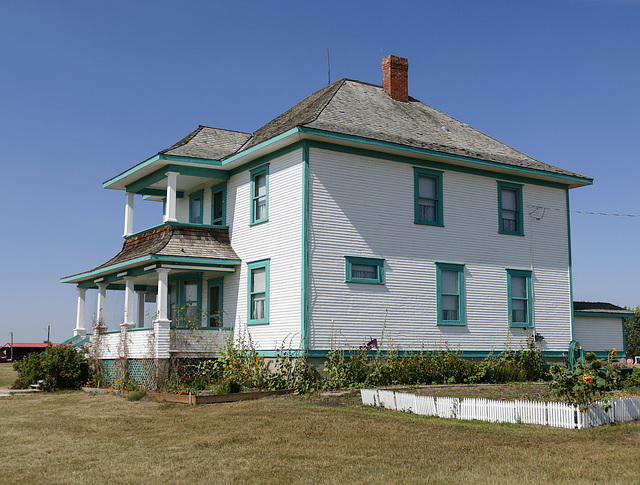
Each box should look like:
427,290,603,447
122,276,135,328
74,287,87,337
163,171,179,223
96,282,107,328
123,192,134,237
136,290,146,328
153,268,171,359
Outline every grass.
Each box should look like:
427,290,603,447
1,391,639,484
0,362,17,387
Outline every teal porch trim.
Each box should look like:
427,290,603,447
104,154,224,189
137,188,184,198
124,164,229,194
61,253,241,284
124,221,229,240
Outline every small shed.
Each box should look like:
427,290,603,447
0,343,58,362
573,302,633,357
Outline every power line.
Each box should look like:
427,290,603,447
527,205,640,218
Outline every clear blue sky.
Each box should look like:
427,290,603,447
1,0,639,343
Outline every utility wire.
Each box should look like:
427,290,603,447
527,205,640,218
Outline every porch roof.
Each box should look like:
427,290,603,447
61,223,240,285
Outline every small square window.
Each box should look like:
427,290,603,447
345,256,384,285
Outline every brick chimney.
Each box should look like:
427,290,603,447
382,55,409,102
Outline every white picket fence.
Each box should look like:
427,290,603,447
360,389,640,429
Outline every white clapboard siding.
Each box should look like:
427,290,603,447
308,147,571,353
225,149,304,350
169,329,228,357
573,315,625,352
127,330,155,358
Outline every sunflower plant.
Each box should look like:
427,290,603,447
549,350,622,411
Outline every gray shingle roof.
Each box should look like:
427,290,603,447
161,125,251,160
65,225,239,279
573,301,633,314
158,78,590,181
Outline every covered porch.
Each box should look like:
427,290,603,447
61,223,241,361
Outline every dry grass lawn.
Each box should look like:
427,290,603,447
1,390,639,484
0,362,17,388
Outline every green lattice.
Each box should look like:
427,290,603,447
128,359,155,390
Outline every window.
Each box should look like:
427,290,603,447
506,269,532,327
247,259,270,325
414,167,443,226
189,190,203,224
207,278,223,327
250,164,269,225
436,263,465,325
211,183,226,226
169,274,202,327
498,182,523,235
345,256,385,285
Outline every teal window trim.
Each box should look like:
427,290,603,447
168,273,203,328
345,256,385,285
247,259,270,325
414,167,444,226
211,183,227,226
506,269,532,328
189,190,204,224
498,181,524,235
436,263,465,325
207,278,224,328
250,164,269,225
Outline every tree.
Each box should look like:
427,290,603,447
624,306,640,358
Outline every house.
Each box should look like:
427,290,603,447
573,302,633,357
0,343,60,362
61,55,596,385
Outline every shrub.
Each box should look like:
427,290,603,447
13,345,88,391
549,350,622,411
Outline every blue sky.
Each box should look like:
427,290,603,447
1,0,639,343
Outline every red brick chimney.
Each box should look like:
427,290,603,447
382,55,409,102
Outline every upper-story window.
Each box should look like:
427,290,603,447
414,168,443,226
189,190,203,224
211,183,226,226
498,182,523,235
250,164,269,225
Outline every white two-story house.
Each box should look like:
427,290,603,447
61,55,595,384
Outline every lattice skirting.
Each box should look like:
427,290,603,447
100,359,156,390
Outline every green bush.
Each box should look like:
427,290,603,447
13,345,88,391
549,350,622,411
